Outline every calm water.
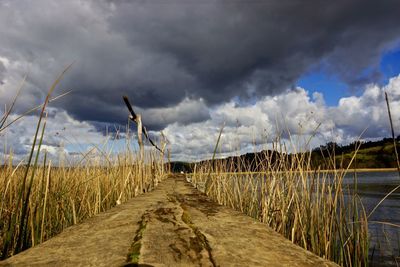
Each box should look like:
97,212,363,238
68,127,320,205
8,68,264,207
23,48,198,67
195,172,400,265
342,171,400,266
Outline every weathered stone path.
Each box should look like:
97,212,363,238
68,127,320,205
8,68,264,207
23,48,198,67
0,175,338,267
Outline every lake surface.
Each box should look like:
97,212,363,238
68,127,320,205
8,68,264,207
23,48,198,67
194,171,400,265
342,171,400,266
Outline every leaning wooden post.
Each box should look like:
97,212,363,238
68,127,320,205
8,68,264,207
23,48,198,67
123,95,165,192
160,131,167,176
167,148,171,173
385,92,400,177
135,114,144,192
135,114,144,161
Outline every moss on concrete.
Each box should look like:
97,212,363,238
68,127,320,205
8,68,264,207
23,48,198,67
127,213,148,264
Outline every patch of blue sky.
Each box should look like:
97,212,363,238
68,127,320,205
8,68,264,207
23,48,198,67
298,46,400,107
380,47,400,83
297,71,349,106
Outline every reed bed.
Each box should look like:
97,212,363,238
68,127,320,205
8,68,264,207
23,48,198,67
0,71,167,259
0,141,166,260
190,141,370,266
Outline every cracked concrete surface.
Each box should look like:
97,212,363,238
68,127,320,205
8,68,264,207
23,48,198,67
0,175,338,267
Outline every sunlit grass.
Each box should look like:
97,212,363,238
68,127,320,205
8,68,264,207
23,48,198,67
0,148,166,259
190,135,371,266
0,72,167,259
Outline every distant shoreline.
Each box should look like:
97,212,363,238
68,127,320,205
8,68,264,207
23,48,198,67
189,168,399,175
334,168,398,173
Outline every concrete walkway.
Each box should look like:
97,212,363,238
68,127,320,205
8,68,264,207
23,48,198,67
0,175,338,267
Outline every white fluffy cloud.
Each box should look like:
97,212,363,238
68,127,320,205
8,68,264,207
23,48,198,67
161,75,400,161
333,76,400,138
1,75,400,163
0,107,106,164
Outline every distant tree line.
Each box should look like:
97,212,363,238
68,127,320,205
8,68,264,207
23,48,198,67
169,136,400,172
311,136,400,169
314,136,400,154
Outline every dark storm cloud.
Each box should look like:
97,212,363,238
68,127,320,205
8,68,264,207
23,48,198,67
0,61,5,84
1,0,400,129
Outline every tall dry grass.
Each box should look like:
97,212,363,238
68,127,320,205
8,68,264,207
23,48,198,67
0,71,167,259
190,136,370,266
0,147,166,259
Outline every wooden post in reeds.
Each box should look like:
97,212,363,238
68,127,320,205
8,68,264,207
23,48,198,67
160,131,167,176
385,92,400,177
167,148,171,173
135,114,144,192
123,95,165,192
136,114,144,161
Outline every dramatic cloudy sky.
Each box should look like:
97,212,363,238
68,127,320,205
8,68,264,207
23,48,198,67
1,0,400,162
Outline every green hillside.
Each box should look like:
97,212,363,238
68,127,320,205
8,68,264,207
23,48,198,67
311,138,400,169
170,137,400,172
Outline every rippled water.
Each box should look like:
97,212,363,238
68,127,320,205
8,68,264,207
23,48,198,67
192,171,400,265
342,171,400,266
